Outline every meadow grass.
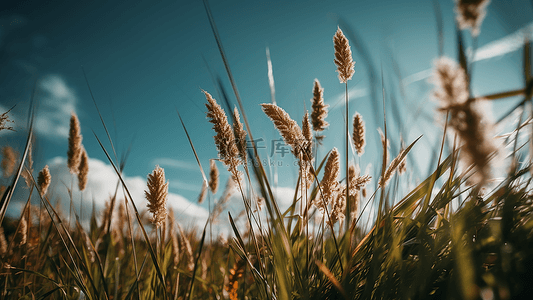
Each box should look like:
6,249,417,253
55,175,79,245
1,0,533,299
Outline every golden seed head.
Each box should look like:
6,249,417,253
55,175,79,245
37,165,51,197
352,112,366,156
455,0,490,37
333,27,355,83
67,113,83,174
145,165,168,227
77,147,89,191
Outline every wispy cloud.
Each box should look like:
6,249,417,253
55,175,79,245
403,21,533,86
37,156,209,228
330,87,368,110
35,75,77,138
152,158,199,171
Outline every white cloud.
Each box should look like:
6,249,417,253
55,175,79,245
152,157,200,171
43,156,209,228
403,21,533,86
330,88,368,110
35,75,77,139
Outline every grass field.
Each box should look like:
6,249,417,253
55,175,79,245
1,0,533,299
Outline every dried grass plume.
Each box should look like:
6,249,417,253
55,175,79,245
311,79,329,135
67,113,83,174
1,146,17,178
78,147,89,191
352,112,366,156
333,27,355,83
261,103,305,158
455,0,490,37
37,165,51,197
209,159,219,194
145,165,169,227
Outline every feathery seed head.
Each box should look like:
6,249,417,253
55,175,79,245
301,111,313,162
432,56,469,108
333,27,355,83
198,181,207,204
455,0,490,37
311,79,329,134
261,103,305,158
314,148,340,211
145,165,168,227
204,91,242,179
233,107,248,163
352,112,366,156
209,159,219,194
37,165,51,197
1,146,17,178
78,147,89,191
67,113,83,174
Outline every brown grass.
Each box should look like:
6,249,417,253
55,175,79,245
145,165,169,227
333,27,355,84
1,146,17,178
455,0,490,37
352,112,366,156
77,147,89,191
67,113,83,174
310,79,329,136
37,165,51,197
209,159,219,194
260,103,305,158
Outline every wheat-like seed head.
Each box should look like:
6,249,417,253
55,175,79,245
177,224,194,271
67,113,83,174
333,27,355,83
232,107,248,163
432,56,469,108
301,111,313,162
314,148,340,211
449,99,496,185
379,147,409,188
204,91,242,180
1,146,17,178
78,147,89,191
455,0,490,37
37,165,51,197
198,181,207,204
261,103,305,158
310,79,329,135
352,112,366,156
0,227,7,256
145,165,168,227
18,216,27,246
209,159,219,194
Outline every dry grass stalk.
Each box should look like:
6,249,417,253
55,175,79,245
22,141,33,188
197,181,207,204
301,111,313,162
168,210,180,267
212,177,237,221
433,57,469,107
333,27,355,84
330,184,346,226
348,164,371,195
177,224,194,271
0,227,7,256
379,147,410,188
67,113,83,174
1,146,17,178
204,91,242,180
352,112,366,156
455,0,490,37
233,107,248,163
310,79,329,137
78,147,89,191
378,128,390,165
17,216,27,246
261,103,305,158
433,57,496,185
37,165,51,197
145,165,169,227
0,108,14,132
209,159,219,194
314,148,340,212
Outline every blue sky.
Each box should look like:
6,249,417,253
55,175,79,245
1,0,532,232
